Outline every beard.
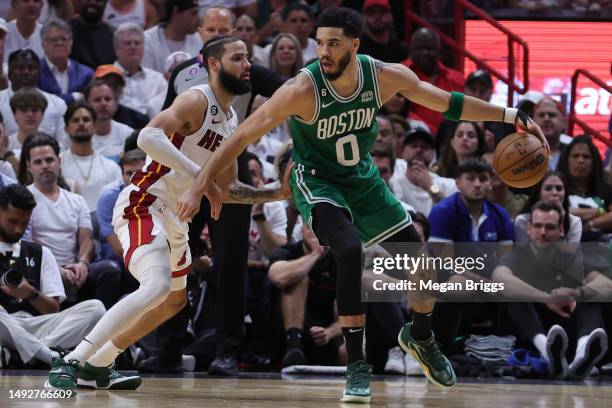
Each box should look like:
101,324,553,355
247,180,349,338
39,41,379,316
0,224,21,244
218,66,252,95
71,131,93,143
322,51,351,81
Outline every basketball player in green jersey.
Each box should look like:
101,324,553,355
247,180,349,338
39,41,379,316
177,7,547,403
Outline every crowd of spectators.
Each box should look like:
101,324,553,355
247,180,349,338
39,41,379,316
0,0,611,383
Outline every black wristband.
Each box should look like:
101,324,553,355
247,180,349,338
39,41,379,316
252,213,266,222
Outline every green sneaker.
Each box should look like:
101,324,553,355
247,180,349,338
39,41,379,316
398,322,456,387
45,358,80,389
77,362,142,390
340,360,371,403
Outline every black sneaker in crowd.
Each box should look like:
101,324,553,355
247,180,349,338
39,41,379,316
208,355,239,377
137,355,184,374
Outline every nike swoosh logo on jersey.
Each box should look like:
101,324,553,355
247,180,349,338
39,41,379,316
212,118,223,124
348,328,363,333
322,100,335,108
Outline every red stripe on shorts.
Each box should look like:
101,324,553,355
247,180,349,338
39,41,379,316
123,189,157,267
172,265,191,278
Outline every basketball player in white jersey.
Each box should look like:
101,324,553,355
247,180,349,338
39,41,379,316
103,0,158,29
46,36,291,390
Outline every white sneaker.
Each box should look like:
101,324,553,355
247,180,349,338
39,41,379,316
182,355,196,372
384,346,405,374
546,325,568,380
568,328,608,381
404,353,424,376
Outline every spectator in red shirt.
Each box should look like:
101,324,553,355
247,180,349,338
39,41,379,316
402,28,463,135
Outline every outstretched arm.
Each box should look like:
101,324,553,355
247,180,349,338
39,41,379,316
177,75,311,221
376,61,547,149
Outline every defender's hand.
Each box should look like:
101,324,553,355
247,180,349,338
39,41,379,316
515,111,550,155
177,188,202,222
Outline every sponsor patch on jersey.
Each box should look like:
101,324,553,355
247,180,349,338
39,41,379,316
361,91,373,103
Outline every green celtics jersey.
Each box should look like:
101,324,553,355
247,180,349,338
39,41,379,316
289,54,383,179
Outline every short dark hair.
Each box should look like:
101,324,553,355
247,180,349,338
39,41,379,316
10,87,48,113
83,78,113,101
119,148,146,168
455,157,491,178
316,7,362,38
64,101,96,125
124,129,140,152
200,35,242,73
282,2,313,21
530,200,563,226
0,184,37,212
244,151,263,169
370,142,395,172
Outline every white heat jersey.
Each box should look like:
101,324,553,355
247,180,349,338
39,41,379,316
130,84,237,212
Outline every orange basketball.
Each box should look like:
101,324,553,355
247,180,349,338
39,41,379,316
493,132,548,188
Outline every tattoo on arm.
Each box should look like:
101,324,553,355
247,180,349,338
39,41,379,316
227,182,284,204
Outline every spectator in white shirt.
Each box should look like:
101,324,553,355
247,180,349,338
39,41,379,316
0,49,67,145
246,95,284,176
147,50,191,116
113,22,168,118
142,0,202,73
24,133,122,309
8,87,46,164
59,101,122,210
394,129,456,216
84,79,134,162
4,0,45,63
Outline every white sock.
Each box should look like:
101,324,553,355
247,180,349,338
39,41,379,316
533,333,547,358
87,340,123,368
65,264,171,365
34,346,53,365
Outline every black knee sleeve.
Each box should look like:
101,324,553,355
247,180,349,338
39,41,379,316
313,204,365,316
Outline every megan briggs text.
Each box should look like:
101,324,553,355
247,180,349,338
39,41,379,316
371,279,505,293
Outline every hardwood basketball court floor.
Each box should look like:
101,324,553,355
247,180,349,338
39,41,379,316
1,370,611,407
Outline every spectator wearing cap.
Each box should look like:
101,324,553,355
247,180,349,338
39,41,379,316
142,0,202,73
69,0,117,69
4,0,45,63
103,0,159,29
359,0,408,64
533,97,571,171
93,64,150,129
0,49,67,146
38,18,93,105
113,22,168,118
393,129,456,216
84,78,134,162
401,28,463,135
0,19,9,90
147,51,191,116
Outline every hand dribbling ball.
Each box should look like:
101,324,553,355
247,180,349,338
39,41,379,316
493,132,548,188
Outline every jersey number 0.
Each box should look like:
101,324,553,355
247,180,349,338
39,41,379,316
335,134,360,166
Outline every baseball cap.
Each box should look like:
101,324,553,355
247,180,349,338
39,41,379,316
404,129,435,148
94,65,126,85
466,70,493,89
0,18,7,34
363,0,391,12
160,0,199,23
